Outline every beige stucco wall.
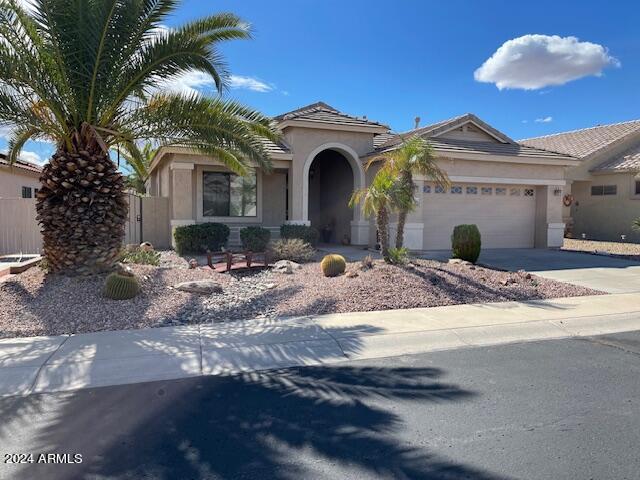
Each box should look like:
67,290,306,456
571,173,640,241
0,167,40,199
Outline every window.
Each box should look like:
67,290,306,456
466,186,478,195
591,185,617,196
451,185,462,194
481,187,492,195
435,185,446,194
524,188,535,197
21,186,32,198
203,170,257,217
423,185,431,193
495,187,506,196
509,188,520,196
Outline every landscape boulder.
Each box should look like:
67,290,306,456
174,280,223,294
272,260,301,274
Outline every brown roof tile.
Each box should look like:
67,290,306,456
274,102,388,129
519,120,640,159
591,144,640,173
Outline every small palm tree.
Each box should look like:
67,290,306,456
120,143,156,195
372,136,450,249
350,169,397,261
0,0,280,274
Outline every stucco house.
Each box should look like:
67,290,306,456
148,102,578,250
0,153,41,199
521,120,640,242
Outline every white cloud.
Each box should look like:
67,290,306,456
228,75,274,92
474,34,619,90
19,150,43,164
535,116,553,123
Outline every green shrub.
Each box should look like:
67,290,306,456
268,238,315,263
451,224,481,263
120,247,160,266
103,272,140,300
174,223,230,254
320,254,346,277
240,226,271,252
387,247,409,265
280,224,320,246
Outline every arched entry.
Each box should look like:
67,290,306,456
302,143,366,244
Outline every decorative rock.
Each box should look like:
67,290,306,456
272,260,301,274
264,283,277,289
115,263,135,277
346,270,359,278
174,280,223,294
448,258,463,264
140,242,154,252
188,258,198,269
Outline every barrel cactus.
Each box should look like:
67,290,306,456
320,254,346,277
451,224,482,263
103,270,140,300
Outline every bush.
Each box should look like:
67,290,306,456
268,238,315,263
320,254,346,277
280,224,320,246
451,224,481,263
174,223,230,255
120,247,160,266
240,226,271,252
387,247,409,265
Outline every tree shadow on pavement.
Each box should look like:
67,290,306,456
2,364,510,480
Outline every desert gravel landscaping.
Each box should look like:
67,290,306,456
0,252,603,339
563,238,640,260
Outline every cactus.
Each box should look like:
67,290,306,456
103,271,140,300
320,254,346,277
451,224,482,263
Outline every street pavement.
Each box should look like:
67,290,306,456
1,330,639,480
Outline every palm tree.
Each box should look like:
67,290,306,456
0,0,280,275
372,136,450,249
120,142,156,195
349,169,397,261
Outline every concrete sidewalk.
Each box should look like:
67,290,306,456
2,293,640,397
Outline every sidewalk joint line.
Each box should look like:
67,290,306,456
28,334,71,395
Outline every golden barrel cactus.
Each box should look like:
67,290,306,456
103,271,140,300
320,254,346,277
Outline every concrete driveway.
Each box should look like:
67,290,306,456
421,248,640,294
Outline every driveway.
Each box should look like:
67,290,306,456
421,248,640,293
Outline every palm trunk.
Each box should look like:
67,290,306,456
36,132,127,275
395,208,407,249
376,206,390,261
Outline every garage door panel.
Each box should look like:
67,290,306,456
422,184,536,249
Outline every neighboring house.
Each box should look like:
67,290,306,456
0,153,42,199
521,120,640,242
148,102,578,250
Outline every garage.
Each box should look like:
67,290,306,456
422,183,536,249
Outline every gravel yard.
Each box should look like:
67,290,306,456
0,252,602,339
562,238,640,259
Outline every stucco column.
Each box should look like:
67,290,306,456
285,154,310,226
170,163,195,247
534,185,565,248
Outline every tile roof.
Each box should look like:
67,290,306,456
519,119,640,159
274,102,388,129
0,153,42,173
591,144,640,173
260,138,291,156
374,137,573,160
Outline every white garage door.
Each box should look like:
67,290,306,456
422,184,536,249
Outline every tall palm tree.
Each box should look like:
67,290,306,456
349,169,397,261
0,0,280,275
372,136,450,249
120,142,156,195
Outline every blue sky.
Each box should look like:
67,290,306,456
7,0,640,163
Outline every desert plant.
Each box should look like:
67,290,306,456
120,247,160,266
320,254,346,277
451,224,482,263
360,254,375,270
387,247,409,265
103,271,140,300
174,223,230,255
632,218,640,232
268,238,315,263
0,0,280,275
350,168,397,261
240,226,271,252
369,136,450,249
280,224,320,246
